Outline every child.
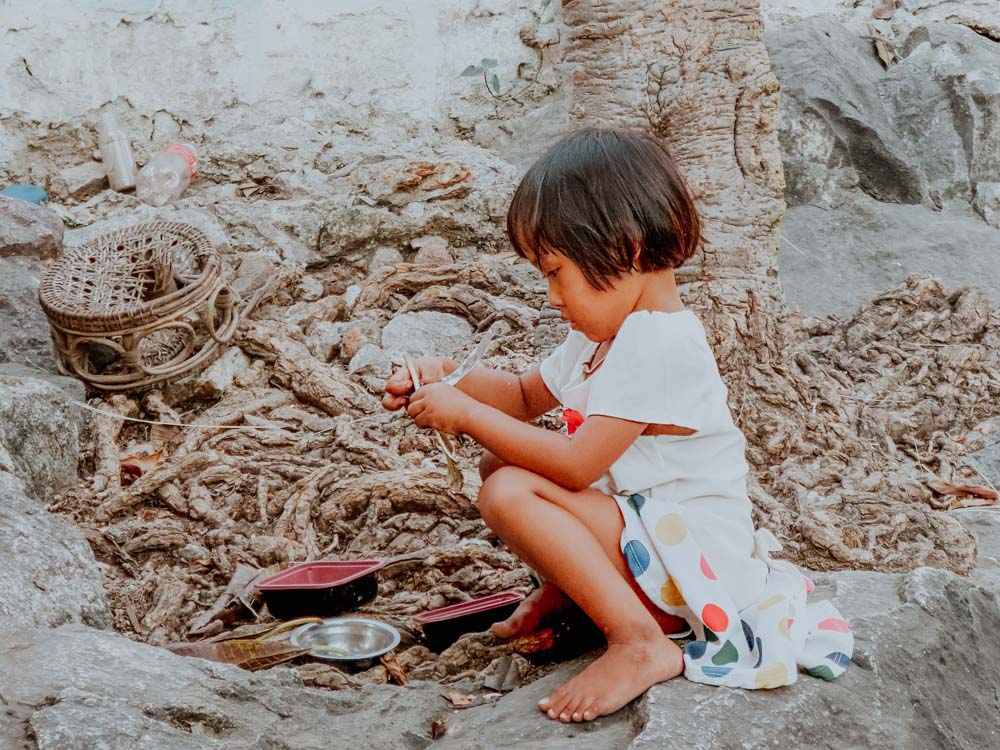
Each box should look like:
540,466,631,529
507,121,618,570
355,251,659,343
382,128,853,723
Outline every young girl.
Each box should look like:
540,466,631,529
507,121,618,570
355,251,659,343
382,128,853,723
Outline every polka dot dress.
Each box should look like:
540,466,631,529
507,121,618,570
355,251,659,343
541,311,854,689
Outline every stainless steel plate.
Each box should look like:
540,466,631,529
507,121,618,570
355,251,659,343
290,617,401,662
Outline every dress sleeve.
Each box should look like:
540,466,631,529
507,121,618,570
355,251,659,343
585,312,716,431
538,331,588,406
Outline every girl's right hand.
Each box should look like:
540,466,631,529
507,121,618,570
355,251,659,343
382,356,454,411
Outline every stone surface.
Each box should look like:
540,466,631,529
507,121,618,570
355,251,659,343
0,255,59,370
305,321,344,362
164,347,257,403
0,371,85,498
0,195,64,258
4,514,1000,748
778,197,1000,315
767,14,1000,315
348,344,392,378
411,235,453,266
381,311,472,363
54,160,108,201
0,470,110,632
367,246,405,274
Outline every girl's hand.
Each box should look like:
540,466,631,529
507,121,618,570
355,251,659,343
407,382,477,435
382,356,454,411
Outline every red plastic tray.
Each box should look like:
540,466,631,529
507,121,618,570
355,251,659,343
414,591,525,625
257,560,384,590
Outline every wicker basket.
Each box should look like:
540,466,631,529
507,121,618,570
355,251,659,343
39,221,240,392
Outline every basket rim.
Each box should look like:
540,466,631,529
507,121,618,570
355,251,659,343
39,220,221,332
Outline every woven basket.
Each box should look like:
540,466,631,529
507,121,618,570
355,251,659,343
39,221,240,392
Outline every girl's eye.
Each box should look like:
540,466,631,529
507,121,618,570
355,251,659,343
545,269,558,279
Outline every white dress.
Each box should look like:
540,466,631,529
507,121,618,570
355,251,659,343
539,310,854,689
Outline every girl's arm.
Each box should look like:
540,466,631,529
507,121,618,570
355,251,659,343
384,358,557,422
407,383,646,492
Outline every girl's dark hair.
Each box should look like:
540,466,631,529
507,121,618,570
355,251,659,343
506,127,701,290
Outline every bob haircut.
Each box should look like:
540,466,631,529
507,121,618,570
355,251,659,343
506,127,701,290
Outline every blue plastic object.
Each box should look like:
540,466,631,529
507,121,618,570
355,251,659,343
0,184,48,204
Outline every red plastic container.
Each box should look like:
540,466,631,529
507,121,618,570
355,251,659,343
414,591,525,652
256,560,384,620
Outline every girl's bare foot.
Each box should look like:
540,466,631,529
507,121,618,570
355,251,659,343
490,582,569,638
537,632,683,723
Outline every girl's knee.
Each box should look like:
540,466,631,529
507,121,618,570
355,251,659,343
477,466,535,528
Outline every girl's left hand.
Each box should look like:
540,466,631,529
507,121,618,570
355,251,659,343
407,382,477,435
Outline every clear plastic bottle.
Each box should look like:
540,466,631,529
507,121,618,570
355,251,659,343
136,144,198,206
96,110,138,192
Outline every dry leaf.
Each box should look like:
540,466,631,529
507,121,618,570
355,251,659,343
381,653,409,686
867,22,896,68
166,638,308,671
483,653,521,693
872,0,895,20
120,449,164,477
444,691,480,708
951,495,999,510
430,720,448,740
187,564,279,634
928,479,999,502
149,422,180,447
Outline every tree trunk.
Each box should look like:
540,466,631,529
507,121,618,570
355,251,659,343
560,0,980,574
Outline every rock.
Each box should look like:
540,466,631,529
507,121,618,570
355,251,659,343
305,321,344,362
411,235,453,266
0,471,110,631
0,625,461,750
0,195,64,259
973,182,1000,229
769,19,1000,212
364,160,472,206
348,343,393,393
966,419,1000,487
297,275,325,302
344,284,363,310
0,255,59,370
367,246,405,274
778,196,1000,315
165,348,254,402
381,311,472,363
54,161,108,201
231,253,278,298
630,561,1000,748
348,344,392,378
0,372,85,498
338,319,382,361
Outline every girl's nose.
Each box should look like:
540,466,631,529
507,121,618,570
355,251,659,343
547,285,563,309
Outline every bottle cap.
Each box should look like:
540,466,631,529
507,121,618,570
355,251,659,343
163,143,198,179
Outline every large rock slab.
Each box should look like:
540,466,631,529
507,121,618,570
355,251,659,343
0,471,110,632
0,371,85,499
0,255,58,370
778,197,1000,315
0,194,64,258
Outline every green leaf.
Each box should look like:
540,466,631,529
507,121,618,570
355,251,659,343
460,65,483,77
491,74,501,94
481,58,498,69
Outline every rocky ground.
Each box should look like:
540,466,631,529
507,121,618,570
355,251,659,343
1,0,999,748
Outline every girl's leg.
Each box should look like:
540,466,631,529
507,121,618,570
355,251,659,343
479,450,685,637
478,466,684,723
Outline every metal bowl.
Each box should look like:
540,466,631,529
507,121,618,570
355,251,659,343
290,617,400,665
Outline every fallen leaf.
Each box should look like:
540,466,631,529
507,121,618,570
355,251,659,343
187,564,279,635
444,691,480,708
483,653,521,693
867,22,896,68
951,495,999,510
929,479,998,502
381,653,409,686
149,423,180,447
872,0,895,20
430,720,448,740
165,638,308,671
120,449,164,477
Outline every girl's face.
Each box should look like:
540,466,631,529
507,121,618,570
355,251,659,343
536,250,639,342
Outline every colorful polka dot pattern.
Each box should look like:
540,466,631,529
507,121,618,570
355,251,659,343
615,494,854,691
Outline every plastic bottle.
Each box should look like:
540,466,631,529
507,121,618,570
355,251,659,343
136,144,198,206
96,110,138,192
